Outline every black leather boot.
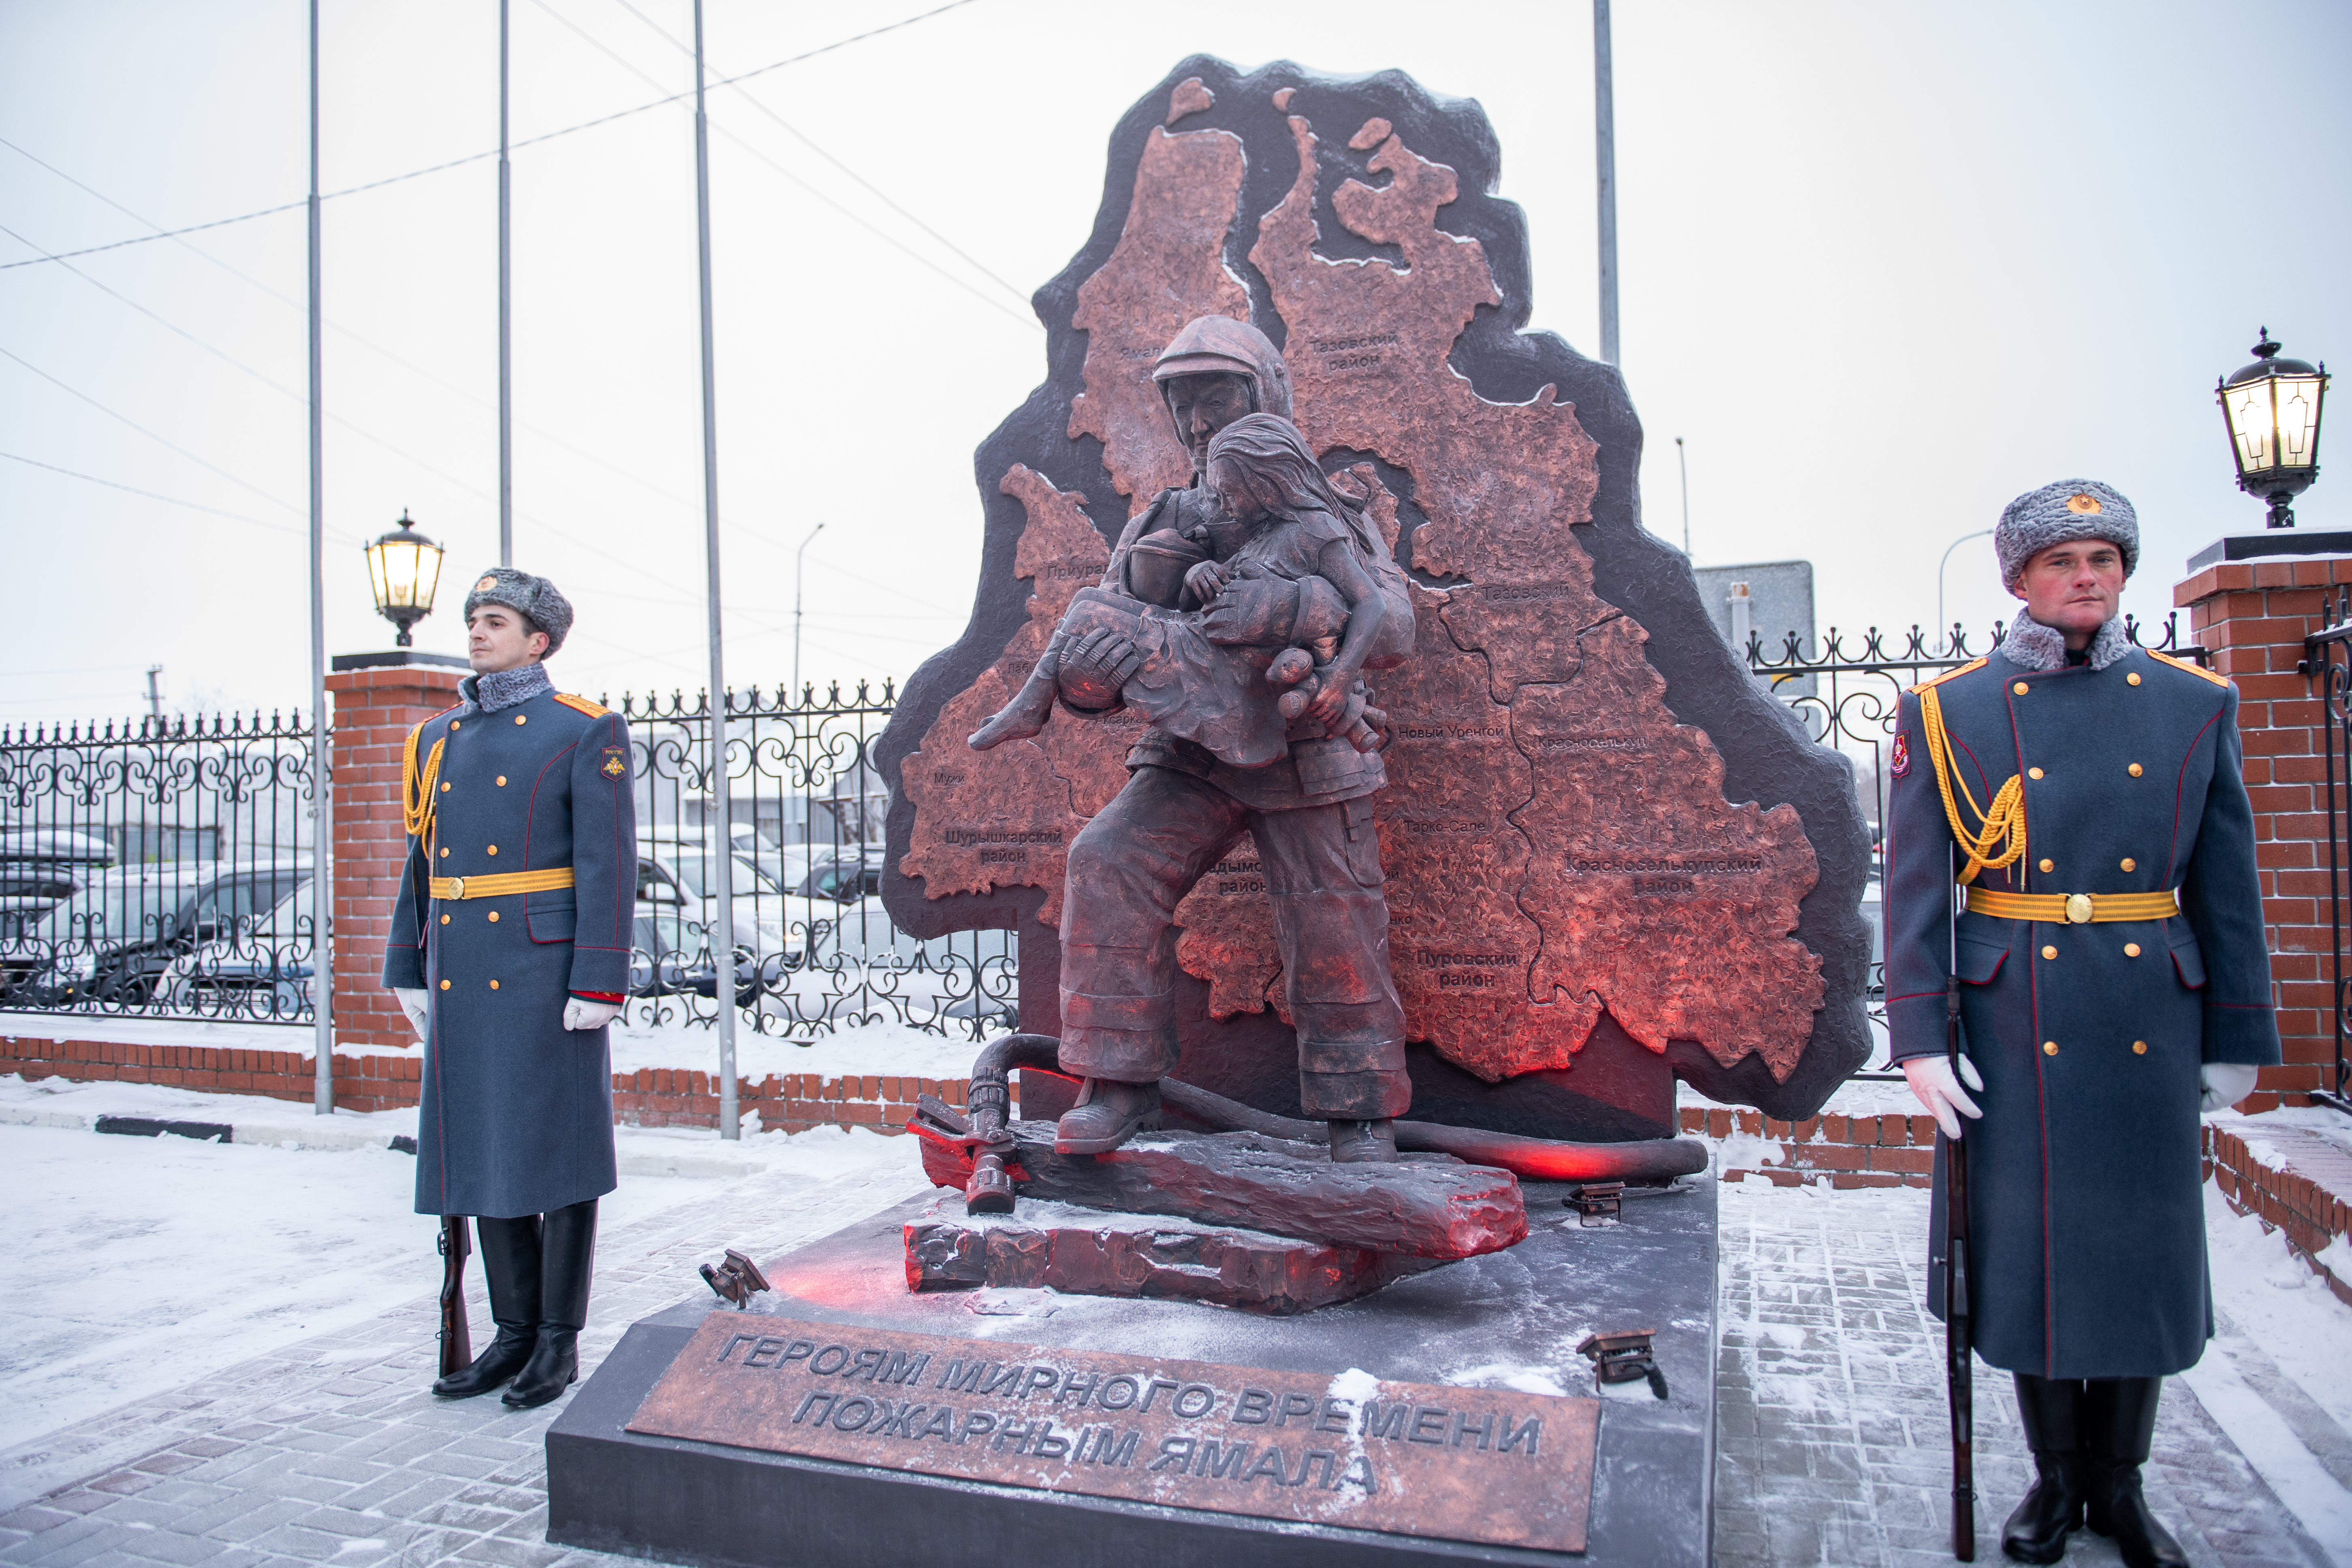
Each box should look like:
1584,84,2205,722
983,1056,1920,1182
432,1215,540,1398
503,1200,596,1410
1054,1078,1162,1155
2084,1377,2187,1568
2002,1374,2086,1563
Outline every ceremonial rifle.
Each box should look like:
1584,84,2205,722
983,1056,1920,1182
1945,875,1976,1560
437,1216,473,1379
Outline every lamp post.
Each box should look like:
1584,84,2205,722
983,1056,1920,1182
793,521,825,696
363,511,446,647
2219,328,2329,529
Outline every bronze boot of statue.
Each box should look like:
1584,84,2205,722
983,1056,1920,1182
1055,1077,1163,1155
1327,1119,1398,1164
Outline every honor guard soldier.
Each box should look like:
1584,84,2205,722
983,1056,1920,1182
384,568,636,1410
1887,481,2278,1567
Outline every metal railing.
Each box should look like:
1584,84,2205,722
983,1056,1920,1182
612,679,1015,1041
0,711,319,1022
1742,615,2208,1071
2298,596,2352,1114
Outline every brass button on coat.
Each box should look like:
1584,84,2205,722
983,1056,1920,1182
487,845,499,856
2014,682,2030,696
515,715,527,725
439,979,451,990
490,979,501,990
2042,945,2058,959
2043,1041,2059,1055
2128,763,2144,777
2029,768,2045,780
2125,943,2141,957
2120,857,2137,872
449,720,460,730
440,781,451,792
2039,857,2055,873
2132,1041,2148,1055
440,914,450,925
440,847,451,858
487,911,500,923
2127,672,2141,685
496,775,508,787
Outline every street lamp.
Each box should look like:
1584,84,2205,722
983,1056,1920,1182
362,510,445,646
2219,328,2329,529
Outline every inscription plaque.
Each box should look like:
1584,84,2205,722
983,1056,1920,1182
627,1316,1599,1555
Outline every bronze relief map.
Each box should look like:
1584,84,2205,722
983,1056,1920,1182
890,64,1864,1104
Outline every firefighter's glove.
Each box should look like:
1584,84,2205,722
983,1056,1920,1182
564,997,623,1032
393,987,429,1042
1902,1053,1984,1140
2199,1062,2258,1114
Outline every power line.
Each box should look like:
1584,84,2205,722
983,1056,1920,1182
523,0,1034,331
602,0,1031,309
0,451,316,538
0,343,304,517
0,0,987,272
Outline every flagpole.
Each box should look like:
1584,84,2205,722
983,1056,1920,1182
308,0,336,1115
498,0,513,567
1594,0,1620,366
692,0,738,1140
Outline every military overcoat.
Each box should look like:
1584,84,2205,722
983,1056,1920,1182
1886,643,2278,1378
384,683,636,1219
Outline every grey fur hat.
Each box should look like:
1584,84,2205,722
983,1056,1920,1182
462,567,574,656
1995,479,2139,590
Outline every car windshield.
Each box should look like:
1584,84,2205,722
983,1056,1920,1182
665,852,777,899
25,875,195,947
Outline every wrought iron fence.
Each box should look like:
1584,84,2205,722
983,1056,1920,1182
1742,615,2209,1070
2297,596,2352,1114
0,711,318,1022
612,680,1017,1042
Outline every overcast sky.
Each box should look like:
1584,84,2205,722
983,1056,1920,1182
2,0,2346,725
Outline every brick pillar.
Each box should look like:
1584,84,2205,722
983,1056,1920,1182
327,663,465,1050
2174,554,2352,1111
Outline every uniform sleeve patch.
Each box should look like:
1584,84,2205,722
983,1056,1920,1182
1891,730,1910,778
554,692,610,718
600,745,628,779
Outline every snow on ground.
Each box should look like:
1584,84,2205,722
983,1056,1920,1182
0,1080,921,1452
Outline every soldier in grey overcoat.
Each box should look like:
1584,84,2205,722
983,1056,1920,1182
383,568,636,1410
1886,481,2278,1568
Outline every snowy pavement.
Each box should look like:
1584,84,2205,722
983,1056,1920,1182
0,1083,2345,1567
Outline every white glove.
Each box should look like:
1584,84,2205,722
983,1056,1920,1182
564,997,622,1032
393,987,430,1041
1903,1053,1985,1140
2200,1062,2258,1113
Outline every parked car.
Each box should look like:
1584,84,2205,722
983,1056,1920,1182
0,828,115,936
636,839,792,959
157,880,319,1019
789,853,885,903
6,860,310,1008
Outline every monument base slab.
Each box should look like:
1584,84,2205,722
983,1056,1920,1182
903,1195,1445,1313
546,1175,1717,1567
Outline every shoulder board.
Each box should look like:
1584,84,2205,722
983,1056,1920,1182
1906,656,1987,696
553,693,609,718
2147,649,2231,689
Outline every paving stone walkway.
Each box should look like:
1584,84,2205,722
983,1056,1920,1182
0,1157,2336,1566
1714,1179,2338,1568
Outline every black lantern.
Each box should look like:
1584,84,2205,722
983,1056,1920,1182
2218,329,2329,529
363,510,445,646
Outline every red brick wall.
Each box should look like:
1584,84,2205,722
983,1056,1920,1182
0,1032,1002,1132
2175,555,2352,1111
324,666,465,1051
1679,1104,1937,1188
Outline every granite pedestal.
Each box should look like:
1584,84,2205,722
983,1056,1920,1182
545,1176,1717,1566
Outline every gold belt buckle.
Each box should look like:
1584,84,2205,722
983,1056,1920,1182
449,876,466,900
2064,893,2093,924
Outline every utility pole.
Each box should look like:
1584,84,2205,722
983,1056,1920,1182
692,0,738,1141
1675,437,1690,557
145,666,164,723
307,0,336,1116
1593,0,1620,366
794,522,825,696
497,0,513,567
